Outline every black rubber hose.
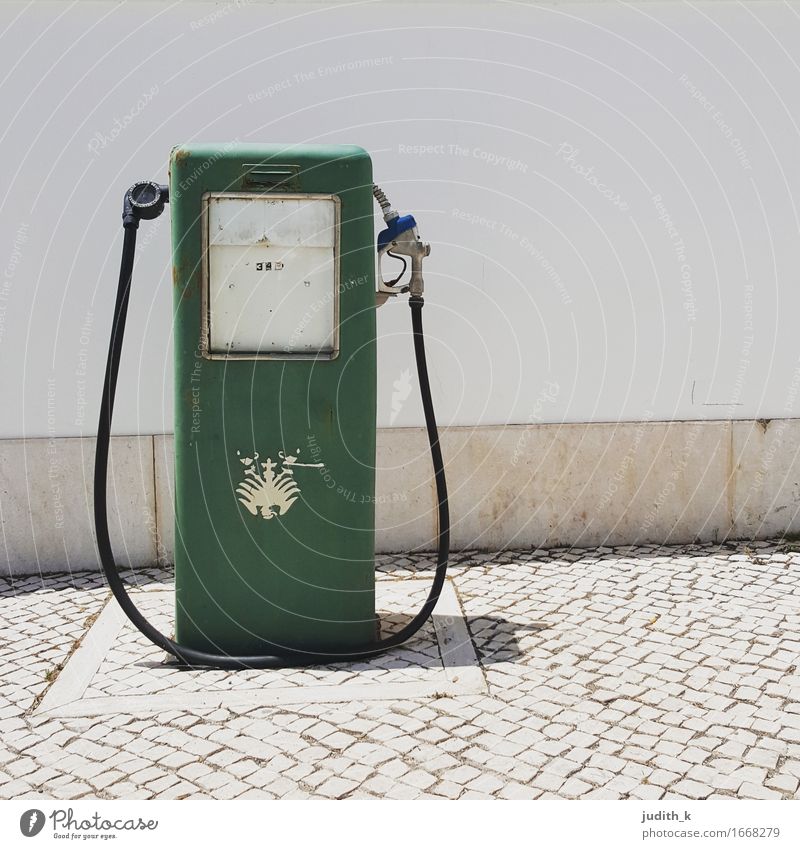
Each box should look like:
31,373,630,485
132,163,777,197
94,223,449,669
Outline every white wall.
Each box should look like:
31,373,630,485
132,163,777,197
2,0,800,439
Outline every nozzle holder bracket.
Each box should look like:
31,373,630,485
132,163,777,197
123,181,169,229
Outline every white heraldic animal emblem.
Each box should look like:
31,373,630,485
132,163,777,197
236,448,324,520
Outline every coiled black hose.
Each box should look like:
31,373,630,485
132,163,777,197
94,213,449,669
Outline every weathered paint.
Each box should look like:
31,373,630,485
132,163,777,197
169,144,377,654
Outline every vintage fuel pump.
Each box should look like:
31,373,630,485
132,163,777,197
94,144,449,668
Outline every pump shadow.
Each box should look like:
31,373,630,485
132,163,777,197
375,613,549,668
1,570,549,671
462,617,549,665
130,615,546,672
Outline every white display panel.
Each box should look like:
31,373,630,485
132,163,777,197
203,193,339,359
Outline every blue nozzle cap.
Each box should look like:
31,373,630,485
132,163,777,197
377,214,417,252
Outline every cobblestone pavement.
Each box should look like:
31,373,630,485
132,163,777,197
1,541,799,800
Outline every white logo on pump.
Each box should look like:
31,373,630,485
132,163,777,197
236,449,323,520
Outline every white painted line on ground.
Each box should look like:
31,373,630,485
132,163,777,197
44,677,484,717
35,579,486,717
432,581,487,693
35,595,122,715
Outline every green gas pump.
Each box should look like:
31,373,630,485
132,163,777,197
94,144,449,668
